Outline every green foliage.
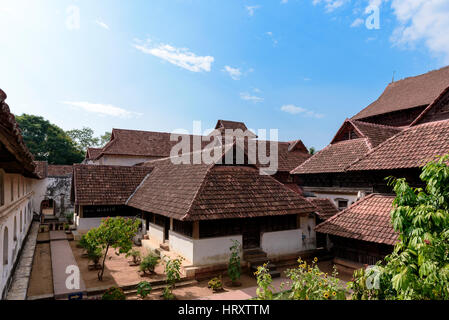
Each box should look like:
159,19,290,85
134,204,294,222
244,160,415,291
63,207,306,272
285,258,347,300
15,114,84,165
227,240,241,284
352,155,449,300
309,147,316,155
66,127,100,153
140,253,159,274
254,264,275,300
163,257,183,299
86,217,140,281
126,249,142,264
65,212,74,224
87,246,103,266
100,131,112,146
208,276,223,292
162,286,175,300
136,281,152,299
102,287,126,300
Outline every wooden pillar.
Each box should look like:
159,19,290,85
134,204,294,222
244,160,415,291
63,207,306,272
297,214,302,229
170,218,173,230
192,221,199,239
79,205,84,218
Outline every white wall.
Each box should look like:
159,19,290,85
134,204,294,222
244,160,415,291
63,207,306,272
312,192,359,210
261,229,303,257
300,216,317,251
31,176,73,218
0,171,34,298
169,231,242,266
148,222,164,244
169,231,194,263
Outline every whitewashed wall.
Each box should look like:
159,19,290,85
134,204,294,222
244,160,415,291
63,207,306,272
169,231,194,263
261,229,303,257
148,223,164,244
192,235,242,266
0,171,34,298
312,192,359,209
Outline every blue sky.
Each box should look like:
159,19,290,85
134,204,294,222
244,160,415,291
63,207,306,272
1,0,448,150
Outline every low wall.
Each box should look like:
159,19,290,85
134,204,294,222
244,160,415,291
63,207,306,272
193,235,242,266
261,229,302,258
169,231,194,263
148,223,164,244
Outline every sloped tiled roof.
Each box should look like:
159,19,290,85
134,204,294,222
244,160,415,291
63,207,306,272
127,156,316,221
86,147,102,160
72,164,153,206
291,119,402,175
291,138,371,174
309,198,339,220
48,165,73,177
315,194,398,245
348,119,449,171
0,89,37,177
352,66,449,120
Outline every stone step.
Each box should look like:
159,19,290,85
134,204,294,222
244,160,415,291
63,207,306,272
159,243,170,251
243,249,267,260
268,270,281,279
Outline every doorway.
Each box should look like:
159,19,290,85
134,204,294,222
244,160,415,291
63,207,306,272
242,219,261,249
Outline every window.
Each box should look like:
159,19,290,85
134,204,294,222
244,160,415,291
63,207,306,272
13,217,17,241
0,171,4,206
336,199,349,211
3,227,9,265
20,211,23,232
11,178,14,201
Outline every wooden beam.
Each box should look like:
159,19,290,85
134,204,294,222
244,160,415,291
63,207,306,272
192,221,199,239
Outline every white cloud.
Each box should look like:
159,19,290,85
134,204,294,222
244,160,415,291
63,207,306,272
240,92,264,103
62,101,142,118
134,39,214,72
313,0,348,12
390,0,449,63
266,32,279,46
246,5,260,16
222,66,242,80
95,19,109,30
351,17,364,27
281,0,289,3
65,5,80,30
281,104,324,118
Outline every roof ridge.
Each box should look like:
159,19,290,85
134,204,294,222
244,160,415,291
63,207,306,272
352,119,403,130
409,85,449,127
388,65,449,84
344,126,412,171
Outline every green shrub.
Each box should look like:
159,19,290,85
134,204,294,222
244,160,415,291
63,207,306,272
136,281,152,299
140,253,159,274
208,276,223,292
255,264,275,300
126,249,142,265
102,287,126,300
163,257,183,299
227,240,241,284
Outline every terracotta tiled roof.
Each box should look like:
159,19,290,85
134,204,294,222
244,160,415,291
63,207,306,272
127,157,316,221
0,89,37,177
315,194,398,245
86,148,102,160
72,164,153,206
291,138,371,174
291,119,402,175
214,119,256,138
96,128,212,159
352,66,449,120
48,165,73,177
309,198,339,220
348,119,449,171
351,120,403,148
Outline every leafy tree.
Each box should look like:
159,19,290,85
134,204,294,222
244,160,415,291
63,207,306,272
15,114,84,164
351,155,449,300
100,131,112,146
309,147,316,155
227,240,241,285
66,127,100,153
86,217,140,281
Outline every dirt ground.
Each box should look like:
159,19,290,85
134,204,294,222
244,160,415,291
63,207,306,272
70,241,167,290
27,243,53,298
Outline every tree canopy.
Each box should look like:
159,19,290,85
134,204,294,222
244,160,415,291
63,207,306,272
351,154,449,300
15,114,85,165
